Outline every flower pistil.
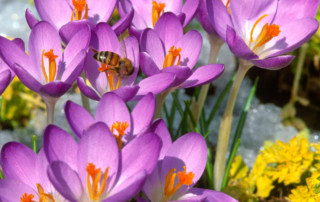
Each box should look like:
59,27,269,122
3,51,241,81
71,0,88,21
163,46,181,68
86,163,109,201
20,184,55,202
110,121,129,149
41,49,58,83
152,1,166,27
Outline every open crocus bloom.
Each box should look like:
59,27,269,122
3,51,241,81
118,0,200,38
0,21,90,100
65,92,156,148
140,13,224,89
78,23,175,101
26,0,133,42
43,122,161,201
0,142,65,201
207,0,319,69
143,121,237,202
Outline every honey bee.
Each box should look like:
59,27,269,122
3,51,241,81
92,48,134,77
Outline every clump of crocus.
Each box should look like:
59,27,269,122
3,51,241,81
0,142,65,201
65,92,156,149
0,21,90,124
43,122,162,201
141,119,237,201
78,22,175,101
118,0,200,38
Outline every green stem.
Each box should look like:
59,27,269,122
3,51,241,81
32,135,37,153
191,35,223,131
80,72,91,114
213,59,253,191
154,90,170,119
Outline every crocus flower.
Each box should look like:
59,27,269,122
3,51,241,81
0,21,90,100
26,0,134,42
0,38,24,95
77,22,175,101
118,0,200,38
207,0,319,69
43,122,162,201
142,120,237,202
140,13,224,90
0,142,65,201
65,92,156,148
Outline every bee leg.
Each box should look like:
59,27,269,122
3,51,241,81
98,64,112,72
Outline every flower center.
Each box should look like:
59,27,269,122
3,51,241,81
41,49,58,83
86,163,109,201
110,121,129,149
20,184,55,202
71,0,88,21
250,14,281,53
98,64,121,91
163,46,181,68
160,166,194,201
152,1,166,27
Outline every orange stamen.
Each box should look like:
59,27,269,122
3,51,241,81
20,184,55,202
71,0,88,21
250,14,268,43
41,49,58,83
98,64,122,91
162,166,194,201
110,121,129,149
20,193,35,202
152,1,166,27
86,163,109,201
163,46,181,68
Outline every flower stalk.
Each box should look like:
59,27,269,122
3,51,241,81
80,72,91,114
43,97,57,125
154,90,170,119
214,59,253,191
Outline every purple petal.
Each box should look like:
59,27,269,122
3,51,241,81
252,55,295,70
64,100,95,138
189,188,237,202
59,21,94,44
125,0,152,29
43,125,78,171
87,0,117,23
1,142,37,189
161,133,207,196
154,13,183,52
181,64,224,88
39,81,71,98
162,66,193,87
93,23,119,51
25,8,39,29
105,171,147,202
177,13,186,26
12,38,25,50
48,161,83,201
142,161,162,201
140,28,165,68
0,70,11,95
181,0,200,26
206,0,233,41
78,122,119,190
12,63,42,93
0,179,38,201
61,50,86,84
140,52,161,76
28,21,62,83
132,93,155,135
35,149,52,192
136,73,175,98
77,77,101,101
226,26,257,60
112,85,140,102
196,0,217,35
164,0,183,14
120,133,161,180
34,0,70,30
175,30,202,68
150,119,172,159
95,92,132,134
112,6,134,36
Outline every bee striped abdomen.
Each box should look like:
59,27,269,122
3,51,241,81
94,51,120,66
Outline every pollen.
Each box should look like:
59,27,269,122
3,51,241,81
20,184,55,202
71,0,88,21
161,166,195,201
20,193,35,202
41,49,58,83
86,163,109,201
98,63,122,91
163,46,181,68
152,1,166,27
110,121,129,149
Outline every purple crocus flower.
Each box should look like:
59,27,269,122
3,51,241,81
140,13,224,90
142,119,237,202
0,142,65,201
118,0,200,38
26,0,133,42
0,21,90,100
78,22,175,101
43,122,161,201
0,38,24,95
207,0,319,69
65,92,156,148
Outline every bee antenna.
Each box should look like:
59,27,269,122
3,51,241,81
90,47,98,53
